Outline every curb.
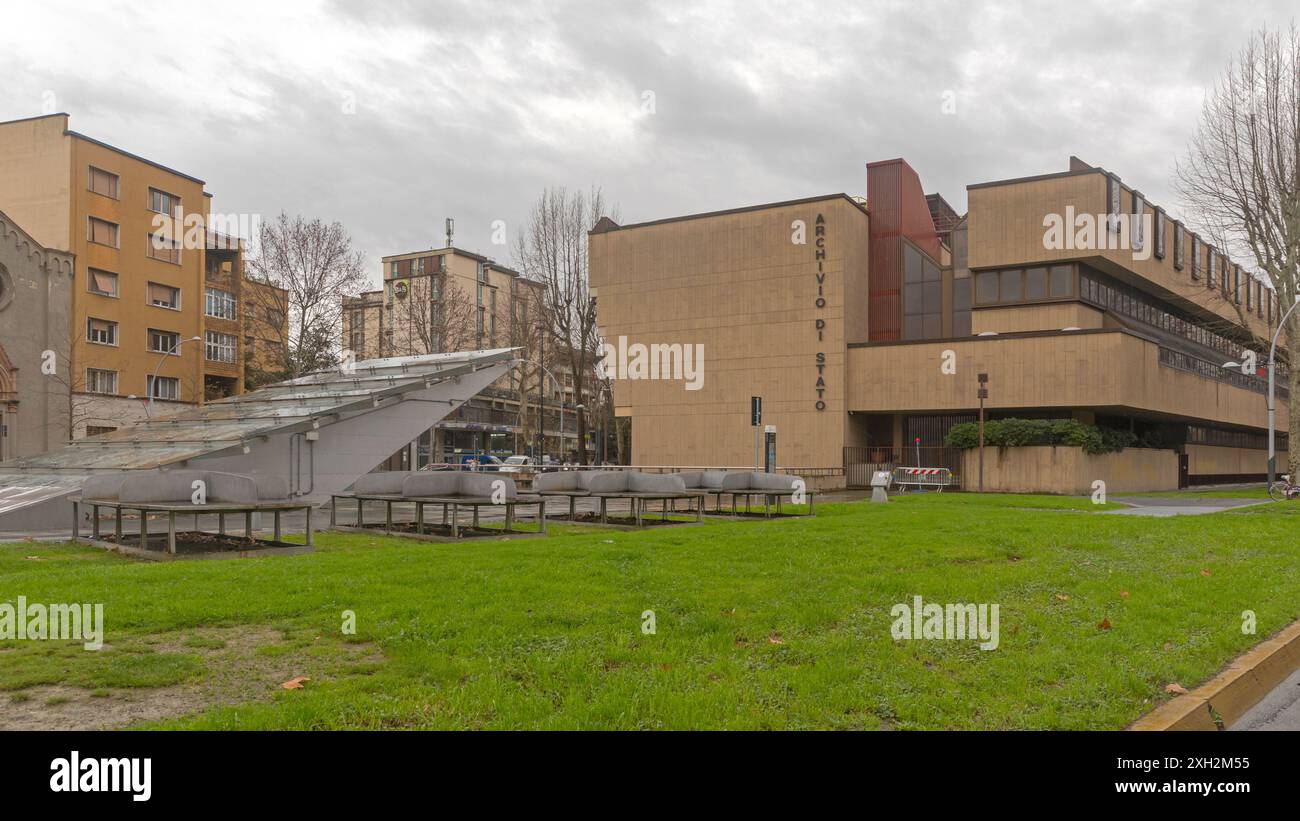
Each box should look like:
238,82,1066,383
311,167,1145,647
1130,617,1300,731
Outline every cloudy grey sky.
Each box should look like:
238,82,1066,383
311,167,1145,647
2,0,1294,289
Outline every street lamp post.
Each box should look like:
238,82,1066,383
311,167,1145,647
1227,299,1299,487
977,372,989,493
147,335,202,417
516,358,564,465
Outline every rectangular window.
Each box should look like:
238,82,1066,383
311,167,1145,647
999,269,1023,302
148,282,180,309
489,289,497,338
87,318,117,346
148,328,180,354
88,217,119,247
87,267,118,297
1173,222,1185,270
205,331,237,363
1024,267,1047,300
204,287,237,319
975,271,999,304
147,233,181,264
148,187,181,215
85,426,117,437
85,368,118,395
88,166,119,199
146,375,180,401
1049,264,1072,298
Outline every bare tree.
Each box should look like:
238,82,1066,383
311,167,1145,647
400,271,479,356
1176,24,1300,479
246,213,367,378
513,187,617,464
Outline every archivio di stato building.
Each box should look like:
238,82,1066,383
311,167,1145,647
589,157,1291,491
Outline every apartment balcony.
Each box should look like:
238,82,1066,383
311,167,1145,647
846,327,1287,431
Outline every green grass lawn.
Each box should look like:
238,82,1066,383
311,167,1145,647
2,493,1298,729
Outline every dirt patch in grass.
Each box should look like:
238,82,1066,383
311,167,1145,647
0,625,382,730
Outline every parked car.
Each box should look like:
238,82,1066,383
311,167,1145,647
499,455,532,474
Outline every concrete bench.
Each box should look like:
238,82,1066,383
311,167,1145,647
332,471,545,538
534,470,707,525
674,471,816,517
72,469,307,555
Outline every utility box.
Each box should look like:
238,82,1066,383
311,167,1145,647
763,425,776,473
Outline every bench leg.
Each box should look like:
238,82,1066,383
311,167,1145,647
305,506,313,547
569,495,576,520
635,498,643,527
504,503,513,533
115,507,123,543
330,497,337,527
662,499,668,521
92,504,100,539
473,506,479,529
218,512,225,536
450,503,459,538
385,500,393,533
274,510,282,543
139,510,148,549
442,503,448,525
697,496,703,522
167,511,177,555
72,501,80,540
539,500,547,534
357,498,363,526
246,511,254,538
416,501,424,535
600,497,608,524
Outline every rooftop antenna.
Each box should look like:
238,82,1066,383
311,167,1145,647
445,217,455,250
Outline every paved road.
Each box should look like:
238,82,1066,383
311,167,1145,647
1231,667,1300,731
1106,496,1272,517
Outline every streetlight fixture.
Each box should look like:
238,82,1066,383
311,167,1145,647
147,335,202,417
1224,297,1299,487
514,358,565,464
977,373,989,493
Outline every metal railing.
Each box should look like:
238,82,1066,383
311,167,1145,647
844,446,964,489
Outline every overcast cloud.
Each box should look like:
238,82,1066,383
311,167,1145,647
1,0,1295,289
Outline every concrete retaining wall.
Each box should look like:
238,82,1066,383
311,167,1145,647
960,446,1179,494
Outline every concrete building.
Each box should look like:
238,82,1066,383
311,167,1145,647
589,157,1291,491
344,245,593,465
0,209,75,460
0,113,281,440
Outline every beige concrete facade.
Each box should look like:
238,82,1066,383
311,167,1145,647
960,446,1180,495
589,156,1291,490
590,195,869,469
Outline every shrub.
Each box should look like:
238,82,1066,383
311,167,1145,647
943,418,1157,455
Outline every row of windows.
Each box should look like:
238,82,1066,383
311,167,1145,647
1187,424,1289,452
87,272,237,321
83,367,180,400
85,320,240,364
88,166,182,213
974,264,1074,305
1080,270,1259,363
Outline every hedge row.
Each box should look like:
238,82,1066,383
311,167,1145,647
943,418,1167,456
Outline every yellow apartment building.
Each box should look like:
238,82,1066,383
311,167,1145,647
0,113,285,441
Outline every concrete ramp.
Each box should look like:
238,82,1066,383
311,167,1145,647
0,348,520,534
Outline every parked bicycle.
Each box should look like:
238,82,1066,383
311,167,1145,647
1269,474,1300,501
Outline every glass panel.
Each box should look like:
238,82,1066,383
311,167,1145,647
1025,267,1047,299
922,314,942,338
904,246,922,283
952,278,971,312
922,281,941,312
999,269,1022,302
903,315,923,340
1050,265,1072,297
975,271,998,303
904,283,923,315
